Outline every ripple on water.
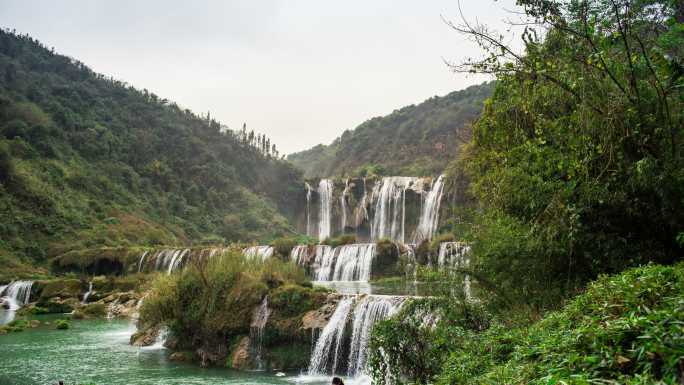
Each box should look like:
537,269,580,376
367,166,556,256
0,318,328,385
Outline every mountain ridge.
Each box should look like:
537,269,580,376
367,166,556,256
287,82,494,178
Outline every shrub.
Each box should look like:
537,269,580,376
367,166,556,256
270,237,297,259
321,234,356,248
55,319,70,330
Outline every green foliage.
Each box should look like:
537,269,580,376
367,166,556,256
453,0,683,307
368,298,491,384
0,29,303,273
54,319,70,330
321,234,357,247
288,83,494,178
270,237,297,259
139,252,311,353
372,239,401,277
80,303,106,318
371,263,684,385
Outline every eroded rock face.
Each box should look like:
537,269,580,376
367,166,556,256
230,336,252,370
130,326,160,347
169,352,188,362
196,344,229,368
301,294,342,333
104,291,141,318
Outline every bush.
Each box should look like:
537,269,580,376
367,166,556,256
55,319,70,330
370,263,684,385
270,237,297,259
321,234,356,248
140,252,309,353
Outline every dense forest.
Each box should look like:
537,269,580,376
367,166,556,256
368,0,684,383
287,82,493,178
0,29,303,276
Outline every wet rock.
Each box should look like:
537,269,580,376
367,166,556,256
0,298,9,310
196,344,229,368
229,337,252,370
130,326,160,347
164,335,179,350
300,294,341,332
169,352,189,362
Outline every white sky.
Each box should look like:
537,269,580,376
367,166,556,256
0,0,521,154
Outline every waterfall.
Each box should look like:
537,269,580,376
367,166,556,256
354,178,369,228
318,179,334,241
82,281,94,304
243,246,274,261
370,177,420,243
413,175,446,243
290,245,310,266
308,297,354,375
347,296,406,377
147,327,170,349
307,295,408,377
167,249,190,274
250,296,271,370
437,242,472,300
1,281,33,310
305,182,313,237
340,178,350,231
137,250,149,273
437,242,470,268
315,244,376,282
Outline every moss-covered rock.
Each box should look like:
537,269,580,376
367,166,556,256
38,279,82,299
372,239,400,278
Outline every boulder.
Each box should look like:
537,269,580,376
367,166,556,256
130,326,160,347
168,352,189,362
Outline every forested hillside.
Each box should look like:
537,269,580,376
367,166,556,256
0,30,303,275
288,82,493,178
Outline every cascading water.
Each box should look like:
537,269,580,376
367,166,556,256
250,296,271,370
167,249,190,274
315,244,376,282
347,296,407,377
290,245,310,266
243,246,274,261
1,280,33,310
437,241,472,299
137,250,149,273
318,179,334,241
138,247,230,273
307,295,408,377
370,177,421,243
340,178,350,231
308,297,354,375
354,178,369,229
413,174,445,243
305,182,313,237
82,281,94,304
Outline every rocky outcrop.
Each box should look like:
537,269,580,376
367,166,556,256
130,326,160,347
229,336,252,370
301,298,339,332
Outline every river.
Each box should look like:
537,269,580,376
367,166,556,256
0,316,354,385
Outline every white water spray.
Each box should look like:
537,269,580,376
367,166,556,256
413,174,445,243
318,179,334,241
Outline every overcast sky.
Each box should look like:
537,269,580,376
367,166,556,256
0,0,521,154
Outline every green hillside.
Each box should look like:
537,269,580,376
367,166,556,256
287,82,493,178
0,30,303,276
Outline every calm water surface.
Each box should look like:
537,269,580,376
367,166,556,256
0,317,359,385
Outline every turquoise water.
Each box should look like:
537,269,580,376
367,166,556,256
0,317,348,385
